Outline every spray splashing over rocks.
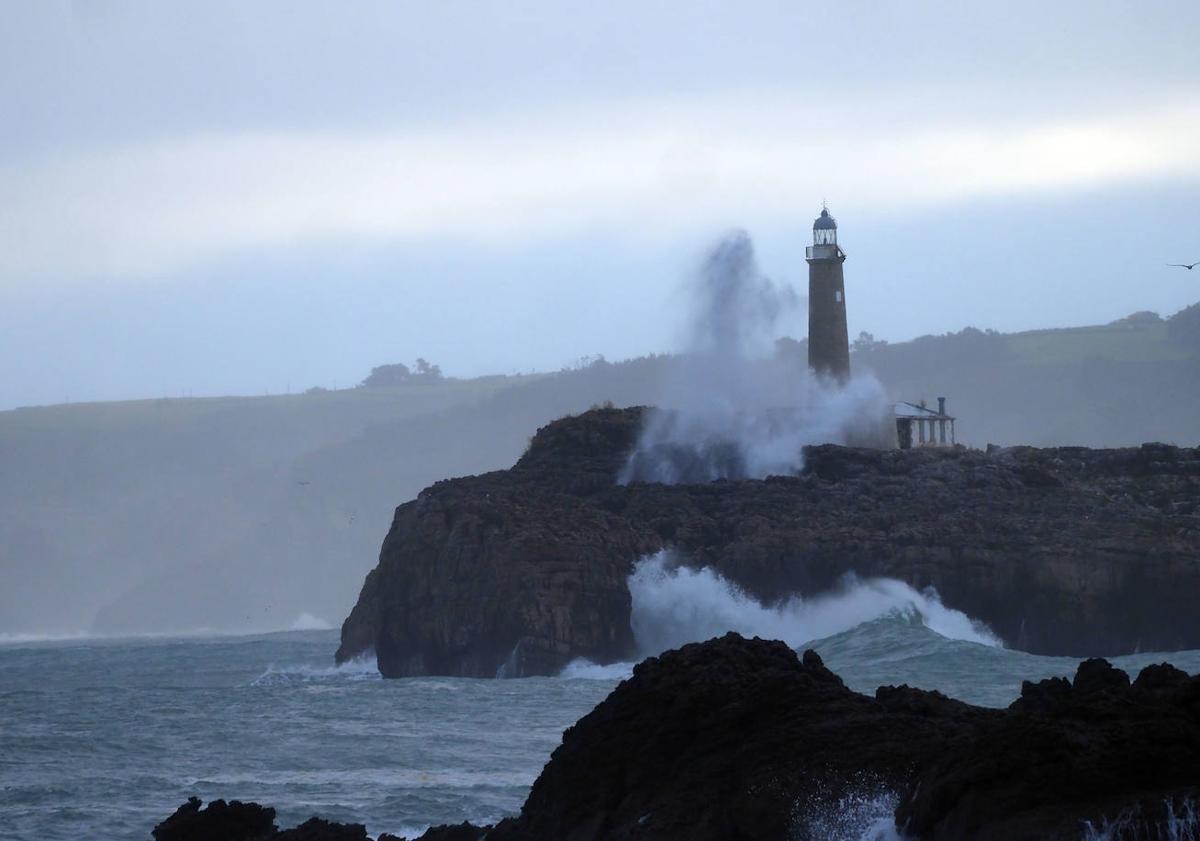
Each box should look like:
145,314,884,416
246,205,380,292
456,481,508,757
621,230,891,484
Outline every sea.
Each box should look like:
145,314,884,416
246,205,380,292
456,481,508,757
5,561,1200,841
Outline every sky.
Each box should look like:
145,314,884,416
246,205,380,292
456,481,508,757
2,0,1199,409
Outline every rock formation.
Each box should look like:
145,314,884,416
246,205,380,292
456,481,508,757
898,655,1200,839
337,406,1200,677
151,796,477,841
155,635,1200,840
484,634,990,841
482,635,1200,840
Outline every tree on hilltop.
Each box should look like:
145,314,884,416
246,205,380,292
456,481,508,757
414,358,443,380
360,363,412,387
852,331,888,353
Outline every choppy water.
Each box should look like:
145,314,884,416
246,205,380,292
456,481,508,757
0,630,604,840
4,620,1200,840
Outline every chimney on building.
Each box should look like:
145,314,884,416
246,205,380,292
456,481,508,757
938,396,946,416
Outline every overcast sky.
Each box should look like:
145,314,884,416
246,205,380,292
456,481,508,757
2,1,1199,408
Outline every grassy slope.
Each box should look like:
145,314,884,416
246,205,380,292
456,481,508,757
1006,322,1190,365
855,315,1199,449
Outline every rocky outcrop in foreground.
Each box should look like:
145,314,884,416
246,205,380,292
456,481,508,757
338,407,1200,677
154,634,1200,840
152,796,478,841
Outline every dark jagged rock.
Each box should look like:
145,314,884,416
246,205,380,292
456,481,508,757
1133,661,1191,692
497,636,1199,840
275,817,370,841
152,797,276,841
897,658,1200,840
1071,657,1131,695
338,406,1200,676
150,797,421,841
405,824,488,841
163,637,1200,840
486,633,990,841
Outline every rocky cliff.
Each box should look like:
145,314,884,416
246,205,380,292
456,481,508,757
337,406,1200,677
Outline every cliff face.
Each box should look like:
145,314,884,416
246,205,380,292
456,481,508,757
337,407,1200,677
336,408,664,677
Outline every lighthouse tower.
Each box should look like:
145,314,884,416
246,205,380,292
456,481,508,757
806,206,850,383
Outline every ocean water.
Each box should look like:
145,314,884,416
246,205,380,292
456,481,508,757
5,602,1200,840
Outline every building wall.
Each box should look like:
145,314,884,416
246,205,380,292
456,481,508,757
807,254,850,382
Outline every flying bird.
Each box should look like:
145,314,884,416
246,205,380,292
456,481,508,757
1167,262,1199,270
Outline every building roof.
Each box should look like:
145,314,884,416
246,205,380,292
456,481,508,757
893,401,955,420
813,207,837,230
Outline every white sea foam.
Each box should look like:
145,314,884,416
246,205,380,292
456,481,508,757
0,621,337,646
794,782,905,841
558,659,635,680
632,551,1000,654
1081,797,1200,840
288,612,334,631
560,551,1000,678
0,628,236,645
0,630,97,645
250,654,380,686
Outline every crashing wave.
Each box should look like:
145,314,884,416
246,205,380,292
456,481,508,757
250,653,379,686
560,551,1000,678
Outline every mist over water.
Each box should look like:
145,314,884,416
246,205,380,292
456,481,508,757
621,230,891,484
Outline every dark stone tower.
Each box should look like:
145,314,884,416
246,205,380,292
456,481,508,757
806,206,850,383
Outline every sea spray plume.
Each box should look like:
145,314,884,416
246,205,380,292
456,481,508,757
620,229,891,483
792,778,904,841
1081,797,1200,840
687,229,797,359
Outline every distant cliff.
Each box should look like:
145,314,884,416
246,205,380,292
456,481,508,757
337,406,1200,677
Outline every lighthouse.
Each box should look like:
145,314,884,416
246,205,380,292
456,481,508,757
806,206,850,383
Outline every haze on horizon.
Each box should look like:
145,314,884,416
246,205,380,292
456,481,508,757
2,0,1200,410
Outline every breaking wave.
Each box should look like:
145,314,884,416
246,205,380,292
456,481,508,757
0,631,98,645
630,551,1000,654
560,551,999,679
1,621,335,646
288,612,334,631
250,654,379,686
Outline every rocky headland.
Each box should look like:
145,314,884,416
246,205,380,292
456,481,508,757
154,634,1200,840
337,406,1200,677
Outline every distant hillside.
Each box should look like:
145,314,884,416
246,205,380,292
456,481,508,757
0,358,671,636
1,305,1196,637
851,304,1200,447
